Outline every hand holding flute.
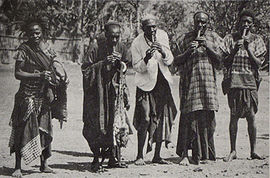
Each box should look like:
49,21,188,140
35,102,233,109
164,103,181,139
106,45,122,71
235,28,248,51
195,29,207,47
242,28,250,50
188,29,201,55
144,33,166,64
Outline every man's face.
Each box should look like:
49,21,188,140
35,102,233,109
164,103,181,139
142,19,157,42
239,15,253,33
106,25,121,46
194,13,208,33
28,24,43,45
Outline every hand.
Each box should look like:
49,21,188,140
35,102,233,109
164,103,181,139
187,41,199,53
107,51,122,64
144,47,156,63
152,42,166,58
243,37,251,50
112,51,122,61
196,36,207,47
235,39,244,51
40,71,52,82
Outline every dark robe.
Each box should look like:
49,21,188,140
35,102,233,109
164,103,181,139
81,39,130,152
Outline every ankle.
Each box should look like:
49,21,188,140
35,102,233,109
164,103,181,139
153,155,161,159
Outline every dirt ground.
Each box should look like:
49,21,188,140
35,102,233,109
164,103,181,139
0,61,269,178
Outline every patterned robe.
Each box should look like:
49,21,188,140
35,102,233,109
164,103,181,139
9,41,67,164
223,32,266,118
176,30,224,114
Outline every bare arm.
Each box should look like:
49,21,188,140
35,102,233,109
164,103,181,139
246,46,263,69
15,61,50,81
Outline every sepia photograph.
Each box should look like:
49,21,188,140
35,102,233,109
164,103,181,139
0,0,269,177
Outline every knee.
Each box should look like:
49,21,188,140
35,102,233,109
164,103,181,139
82,124,91,141
229,117,239,128
246,114,256,127
138,117,150,132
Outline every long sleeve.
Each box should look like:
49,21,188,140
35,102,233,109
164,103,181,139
159,31,173,66
131,40,148,73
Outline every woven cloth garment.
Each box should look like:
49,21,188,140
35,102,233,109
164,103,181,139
8,41,56,164
176,30,224,114
223,32,266,89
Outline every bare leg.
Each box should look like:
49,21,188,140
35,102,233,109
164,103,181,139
135,130,147,165
224,115,238,162
40,154,54,173
12,151,22,177
178,126,190,166
135,98,150,166
246,108,263,160
90,147,101,172
152,142,169,164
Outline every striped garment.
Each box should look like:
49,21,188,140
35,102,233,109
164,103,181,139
176,30,224,114
223,32,266,89
9,95,44,165
9,41,54,165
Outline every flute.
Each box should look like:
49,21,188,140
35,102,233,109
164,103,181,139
150,33,157,53
196,29,201,39
242,28,247,38
152,33,156,43
112,45,116,53
107,45,116,71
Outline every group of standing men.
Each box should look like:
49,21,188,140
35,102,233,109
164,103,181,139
82,9,266,171
9,9,266,177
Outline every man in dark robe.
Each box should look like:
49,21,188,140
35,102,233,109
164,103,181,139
81,22,130,172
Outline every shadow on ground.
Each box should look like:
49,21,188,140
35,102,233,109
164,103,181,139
47,161,134,172
0,166,39,177
48,161,92,172
52,150,94,157
257,134,269,140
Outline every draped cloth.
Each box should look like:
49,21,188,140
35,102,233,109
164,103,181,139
176,111,216,161
223,32,266,118
82,40,131,152
175,30,223,161
133,69,177,153
227,88,258,118
8,41,67,164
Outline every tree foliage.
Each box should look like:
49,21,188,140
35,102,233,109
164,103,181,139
196,0,270,40
0,0,269,51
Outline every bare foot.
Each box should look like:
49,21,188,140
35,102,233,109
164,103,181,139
135,158,146,166
223,151,237,162
251,153,264,160
152,157,169,164
179,157,189,166
12,169,22,177
40,165,55,173
200,160,209,164
90,161,100,172
189,158,199,165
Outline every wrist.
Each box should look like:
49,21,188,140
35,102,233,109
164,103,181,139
246,47,252,53
144,56,150,64
37,72,42,79
160,51,166,58
232,48,238,56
